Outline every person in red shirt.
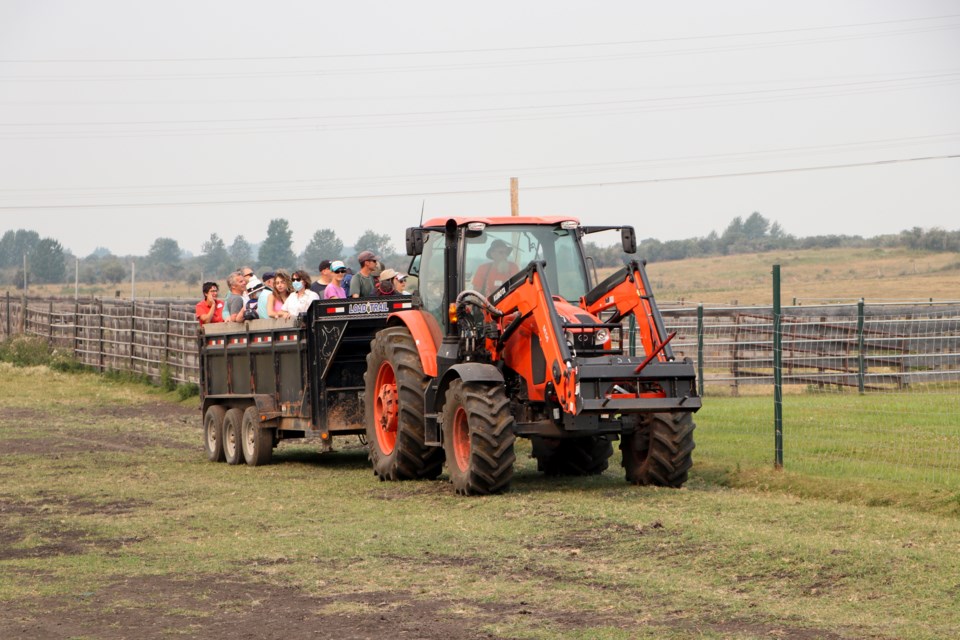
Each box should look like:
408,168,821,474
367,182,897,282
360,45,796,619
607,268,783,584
472,239,520,295
195,281,225,325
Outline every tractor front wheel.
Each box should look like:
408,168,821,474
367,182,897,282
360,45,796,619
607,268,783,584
364,327,444,481
441,379,516,495
621,412,695,488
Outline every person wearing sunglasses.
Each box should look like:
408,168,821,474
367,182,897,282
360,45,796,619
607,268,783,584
282,269,320,316
322,260,349,299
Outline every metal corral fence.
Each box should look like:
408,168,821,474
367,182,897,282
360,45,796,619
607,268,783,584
659,302,960,489
3,293,959,488
1,293,199,384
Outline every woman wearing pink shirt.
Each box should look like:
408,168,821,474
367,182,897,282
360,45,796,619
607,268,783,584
322,261,348,299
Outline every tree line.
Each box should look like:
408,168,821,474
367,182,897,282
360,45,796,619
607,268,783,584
585,212,960,268
0,218,401,288
2,213,958,287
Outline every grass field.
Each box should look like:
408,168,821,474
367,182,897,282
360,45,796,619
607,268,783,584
1,364,958,639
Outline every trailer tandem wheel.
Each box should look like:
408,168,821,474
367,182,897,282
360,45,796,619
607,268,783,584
441,379,516,496
222,408,246,466
203,404,227,463
364,327,444,481
620,412,695,488
241,406,273,466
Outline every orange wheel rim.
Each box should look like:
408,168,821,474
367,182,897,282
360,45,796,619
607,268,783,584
374,361,399,455
452,406,470,471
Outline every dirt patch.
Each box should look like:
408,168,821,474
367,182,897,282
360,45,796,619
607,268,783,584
0,574,860,640
0,428,196,456
0,494,148,561
0,576,520,639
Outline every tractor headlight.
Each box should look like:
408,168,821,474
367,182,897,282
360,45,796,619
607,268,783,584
594,328,610,345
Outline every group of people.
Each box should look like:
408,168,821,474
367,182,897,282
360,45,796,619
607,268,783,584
196,250,410,325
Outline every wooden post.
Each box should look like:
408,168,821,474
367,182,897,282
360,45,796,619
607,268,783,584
97,299,104,372
74,300,80,359
129,301,136,375
510,177,519,217
48,300,54,346
5,291,10,337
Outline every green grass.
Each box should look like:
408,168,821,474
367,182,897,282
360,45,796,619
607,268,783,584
1,365,959,638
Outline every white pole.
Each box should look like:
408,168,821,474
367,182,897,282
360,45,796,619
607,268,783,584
131,262,136,301
75,257,79,300
23,254,27,291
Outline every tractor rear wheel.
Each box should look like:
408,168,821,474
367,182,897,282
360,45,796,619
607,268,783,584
621,412,695,488
203,404,226,462
241,406,273,466
222,408,245,466
533,435,613,476
364,327,444,481
441,379,516,495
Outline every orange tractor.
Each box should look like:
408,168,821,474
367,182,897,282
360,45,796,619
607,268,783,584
365,216,700,494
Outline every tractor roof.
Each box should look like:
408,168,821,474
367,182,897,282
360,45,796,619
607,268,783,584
421,215,580,228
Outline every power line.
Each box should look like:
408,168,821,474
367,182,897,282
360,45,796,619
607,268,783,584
2,23,958,82
2,13,957,63
1,133,955,195
0,154,955,210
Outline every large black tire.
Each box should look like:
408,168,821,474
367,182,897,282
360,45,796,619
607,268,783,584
203,404,226,463
621,412,695,488
222,408,245,466
364,327,444,481
533,435,613,476
441,379,516,496
241,406,273,467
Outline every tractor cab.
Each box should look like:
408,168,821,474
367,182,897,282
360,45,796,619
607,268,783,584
405,217,633,334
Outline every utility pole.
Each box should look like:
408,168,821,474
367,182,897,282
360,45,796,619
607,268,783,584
131,262,136,301
510,177,519,217
75,257,79,300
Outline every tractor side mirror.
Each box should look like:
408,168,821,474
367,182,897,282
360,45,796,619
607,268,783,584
406,228,425,256
621,226,637,254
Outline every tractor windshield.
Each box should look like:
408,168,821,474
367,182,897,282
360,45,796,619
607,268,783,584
464,225,589,301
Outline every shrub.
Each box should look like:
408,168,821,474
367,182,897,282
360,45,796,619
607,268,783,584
176,382,199,401
160,363,177,392
0,336,54,367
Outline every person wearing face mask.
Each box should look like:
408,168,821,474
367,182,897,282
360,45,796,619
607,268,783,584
282,269,320,317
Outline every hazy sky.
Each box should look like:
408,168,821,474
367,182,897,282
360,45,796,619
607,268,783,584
1,1,958,259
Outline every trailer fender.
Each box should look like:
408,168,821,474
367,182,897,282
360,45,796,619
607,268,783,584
387,310,441,377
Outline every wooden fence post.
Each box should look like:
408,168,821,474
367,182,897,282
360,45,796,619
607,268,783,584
74,300,80,357
5,291,10,337
97,299,104,372
129,301,136,375
48,300,54,346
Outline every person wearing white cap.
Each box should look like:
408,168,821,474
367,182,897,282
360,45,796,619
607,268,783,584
322,260,349,299
376,269,408,296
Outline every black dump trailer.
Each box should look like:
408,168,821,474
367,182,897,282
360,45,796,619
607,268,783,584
199,296,415,465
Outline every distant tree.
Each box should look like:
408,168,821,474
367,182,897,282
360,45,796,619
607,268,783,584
31,238,66,283
0,229,41,268
147,237,182,279
102,261,126,284
228,235,253,269
742,212,770,240
353,229,394,263
257,219,296,269
301,228,344,270
200,233,231,277
87,246,113,259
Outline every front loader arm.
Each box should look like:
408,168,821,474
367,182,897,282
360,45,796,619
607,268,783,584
487,261,580,415
580,260,673,363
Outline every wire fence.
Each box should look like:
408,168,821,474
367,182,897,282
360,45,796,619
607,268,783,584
661,302,960,488
2,293,958,488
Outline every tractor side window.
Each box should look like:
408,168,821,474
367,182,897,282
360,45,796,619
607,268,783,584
551,230,590,301
415,231,446,326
